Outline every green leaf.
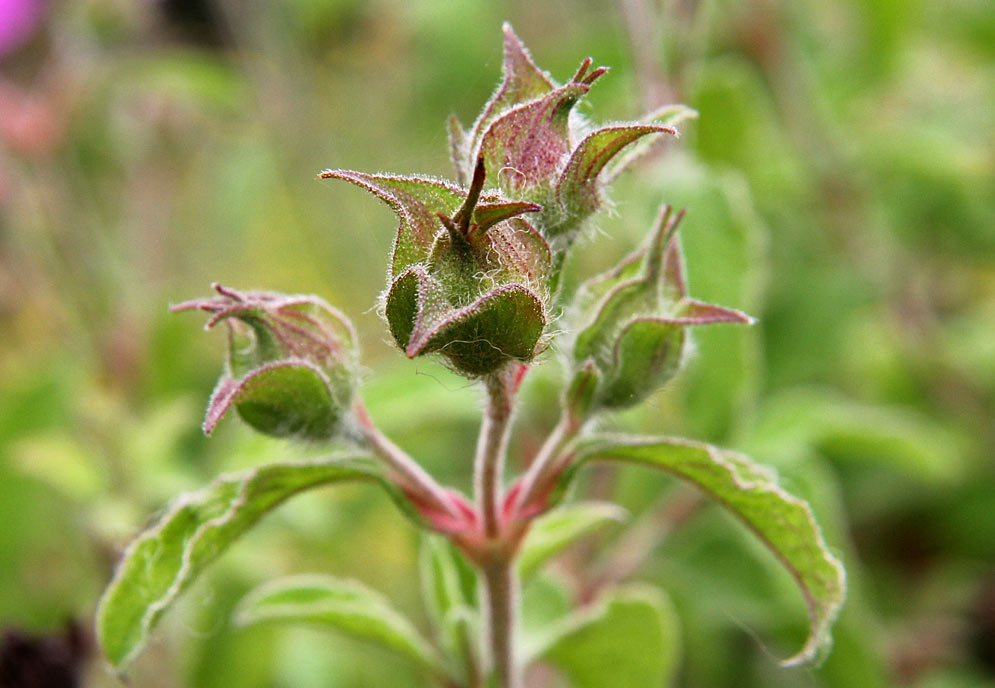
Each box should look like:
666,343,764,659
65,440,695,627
519,501,627,580
539,585,681,688
233,574,445,675
557,435,846,666
96,457,417,668
419,536,480,683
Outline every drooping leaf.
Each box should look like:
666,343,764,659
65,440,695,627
556,435,846,666
96,458,417,668
519,501,627,580
233,574,445,676
319,170,463,275
538,585,681,688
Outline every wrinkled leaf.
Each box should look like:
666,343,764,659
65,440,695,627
519,501,627,580
96,457,417,668
539,585,681,687
234,574,445,675
557,435,846,666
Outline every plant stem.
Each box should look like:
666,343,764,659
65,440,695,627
474,371,516,538
355,402,463,521
513,409,581,517
481,560,521,688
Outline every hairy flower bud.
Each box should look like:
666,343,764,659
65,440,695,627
570,206,754,410
322,160,551,377
172,285,359,440
448,24,697,247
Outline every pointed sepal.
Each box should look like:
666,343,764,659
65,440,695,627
555,124,678,228
319,170,464,276
406,284,547,377
173,285,359,440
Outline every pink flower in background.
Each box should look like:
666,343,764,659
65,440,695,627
0,0,43,57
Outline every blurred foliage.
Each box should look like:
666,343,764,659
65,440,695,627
0,0,993,686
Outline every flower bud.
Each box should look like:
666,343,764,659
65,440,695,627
172,285,359,441
448,24,696,246
322,159,551,377
570,206,754,411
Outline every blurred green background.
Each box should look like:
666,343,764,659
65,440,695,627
1,0,993,686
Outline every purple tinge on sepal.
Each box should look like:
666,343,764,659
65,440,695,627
203,376,243,435
477,83,589,191
319,170,464,276
674,299,756,326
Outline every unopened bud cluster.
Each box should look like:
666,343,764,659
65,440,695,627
177,24,752,435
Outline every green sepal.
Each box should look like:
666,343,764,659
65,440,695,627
206,361,343,440
319,170,464,276
596,318,686,409
603,103,699,184
409,284,546,377
550,124,678,236
456,23,556,183
478,83,590,198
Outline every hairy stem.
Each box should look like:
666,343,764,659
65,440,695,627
355,402,462,521
481,560,521,688
474,371,517,538
513,409,582,517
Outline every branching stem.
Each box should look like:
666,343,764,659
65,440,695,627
354,402,462,521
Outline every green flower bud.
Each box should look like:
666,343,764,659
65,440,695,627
322,160,551,377
571,206,754,411
172,285,359,441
